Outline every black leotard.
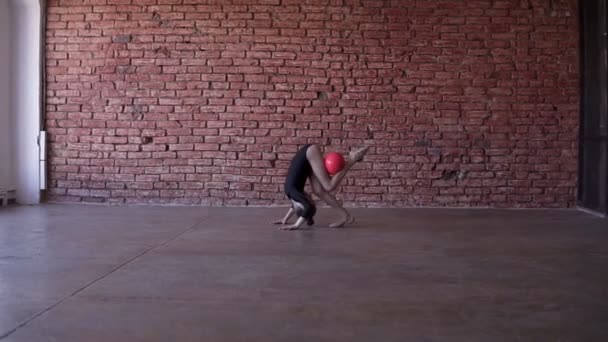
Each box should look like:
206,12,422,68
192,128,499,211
285,144,312,193
284,144,316,224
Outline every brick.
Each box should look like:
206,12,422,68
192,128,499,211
44,0,579,208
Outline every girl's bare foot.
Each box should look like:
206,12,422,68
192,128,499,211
330,215,355,228
349,146,370,162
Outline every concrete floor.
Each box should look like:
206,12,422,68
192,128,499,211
0,205,606,342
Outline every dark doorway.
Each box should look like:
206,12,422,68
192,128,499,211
579,0,608,215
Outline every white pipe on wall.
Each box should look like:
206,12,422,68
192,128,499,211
10,0,42,204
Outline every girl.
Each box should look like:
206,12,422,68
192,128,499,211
273,144,369,230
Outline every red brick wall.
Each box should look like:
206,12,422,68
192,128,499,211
44,0,580,208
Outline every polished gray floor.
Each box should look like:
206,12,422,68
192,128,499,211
0,204,607,341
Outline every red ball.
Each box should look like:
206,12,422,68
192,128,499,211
324,152,345,175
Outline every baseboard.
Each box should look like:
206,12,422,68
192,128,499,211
577,206,608,218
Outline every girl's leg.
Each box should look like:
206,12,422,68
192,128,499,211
305,145,368,192
310,176,353,228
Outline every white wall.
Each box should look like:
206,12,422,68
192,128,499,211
9,0,42,204
0,1,14,191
